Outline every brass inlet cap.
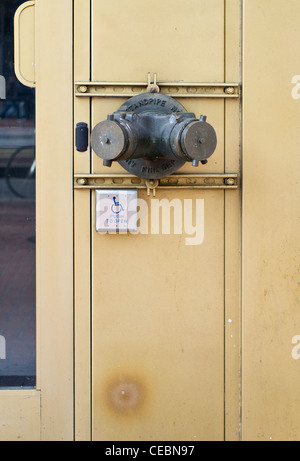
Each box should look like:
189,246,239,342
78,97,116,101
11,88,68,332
181,119,217,162
91,119,127,160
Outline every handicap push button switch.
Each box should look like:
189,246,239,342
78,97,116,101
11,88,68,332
95,190,138,234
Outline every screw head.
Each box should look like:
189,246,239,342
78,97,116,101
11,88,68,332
226,178,235,186
224,87,235,95
78,85,88,93
77,178,88,186
99,136,109,144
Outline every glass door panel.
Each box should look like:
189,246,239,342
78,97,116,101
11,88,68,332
0,0,36,387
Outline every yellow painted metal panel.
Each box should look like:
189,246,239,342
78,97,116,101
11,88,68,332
89,0,241,441
74,0,92,441
35,0,74,441
243,0,300,441
74,0,91,175
74,190,91,441
9,0,242,441
0,391,40,441
92,189,225,441
7,0,74,442
91,0,225,83
224,0,242,441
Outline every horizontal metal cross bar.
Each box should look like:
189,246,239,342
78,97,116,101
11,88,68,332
74,173,239,192
75,81,240,99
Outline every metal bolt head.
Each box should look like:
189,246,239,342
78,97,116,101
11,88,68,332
77,178,88,186
147,83,160,93
224,87,235,95
226,178,235,186
78,85,88,93
99,136,109,144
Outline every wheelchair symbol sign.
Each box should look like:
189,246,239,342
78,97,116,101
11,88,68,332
95,189,138,233
111,196,124,215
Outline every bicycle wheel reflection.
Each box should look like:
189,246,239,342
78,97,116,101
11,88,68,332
5,146,35,199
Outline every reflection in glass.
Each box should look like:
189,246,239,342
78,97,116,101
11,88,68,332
0,0,36,387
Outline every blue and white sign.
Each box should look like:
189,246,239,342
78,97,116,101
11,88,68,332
96,189,138,233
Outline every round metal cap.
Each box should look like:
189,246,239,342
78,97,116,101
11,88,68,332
181,120,217,161
91,120,127,160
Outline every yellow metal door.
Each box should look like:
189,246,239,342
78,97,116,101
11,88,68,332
11,0,300,442
74,0,241,441
3,0,74,441
242,0,300,441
